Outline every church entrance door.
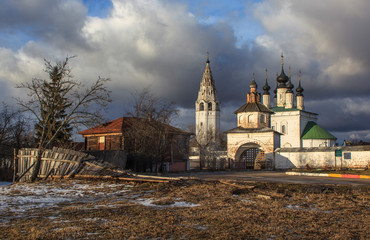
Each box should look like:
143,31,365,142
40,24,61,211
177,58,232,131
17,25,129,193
239,148,259,169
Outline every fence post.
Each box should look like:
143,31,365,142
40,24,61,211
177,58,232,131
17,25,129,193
13,148,18,182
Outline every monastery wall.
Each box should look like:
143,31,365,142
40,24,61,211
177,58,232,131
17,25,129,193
275,146,370,169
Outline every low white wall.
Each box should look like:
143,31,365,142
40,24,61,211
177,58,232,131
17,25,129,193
275,146,370,169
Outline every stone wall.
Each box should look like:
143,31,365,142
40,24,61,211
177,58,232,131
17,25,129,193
275,145,370,169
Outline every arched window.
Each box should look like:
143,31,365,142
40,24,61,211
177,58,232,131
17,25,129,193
208,102,212,111
248,115,252,123
282,125,286,134
260,114,265,123
200,102,204,111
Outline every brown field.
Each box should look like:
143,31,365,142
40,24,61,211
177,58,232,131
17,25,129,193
0,179,369,239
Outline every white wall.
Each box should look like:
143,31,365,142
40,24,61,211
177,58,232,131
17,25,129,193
275,146,370,169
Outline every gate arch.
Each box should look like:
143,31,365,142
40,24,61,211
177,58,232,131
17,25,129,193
234,143,264,169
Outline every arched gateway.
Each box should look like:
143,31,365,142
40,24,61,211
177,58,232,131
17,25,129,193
234,143,265,169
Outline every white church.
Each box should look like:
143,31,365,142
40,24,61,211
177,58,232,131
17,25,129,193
195,55,369,170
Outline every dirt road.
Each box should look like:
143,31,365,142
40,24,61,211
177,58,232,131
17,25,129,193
166,171,370,185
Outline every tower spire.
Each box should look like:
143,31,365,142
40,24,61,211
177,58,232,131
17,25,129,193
262,68,271,108
296,70,304,96
195,55,220,145
263,68,270,95
296,69,304,110
281,52,284,67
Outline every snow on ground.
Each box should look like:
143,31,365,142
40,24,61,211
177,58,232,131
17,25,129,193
0,182,12,187
134,198,200,208
0,180,200,224
0,180,133,223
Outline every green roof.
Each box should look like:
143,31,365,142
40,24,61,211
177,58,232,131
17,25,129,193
270,107,318,115
301,121,337,140
270,107,300,112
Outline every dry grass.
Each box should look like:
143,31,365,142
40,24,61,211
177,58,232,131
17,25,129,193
0,179,369,239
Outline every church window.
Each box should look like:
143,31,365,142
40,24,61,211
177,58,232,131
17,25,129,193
282,125,286,134
260,115,265,123
208,102,212,111
200,122,203,126
200,103,204,111
248,115,252,123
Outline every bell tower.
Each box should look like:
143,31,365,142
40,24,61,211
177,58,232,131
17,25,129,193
195,56,220,145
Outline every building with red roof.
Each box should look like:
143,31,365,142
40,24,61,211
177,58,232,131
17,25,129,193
79,117,192,172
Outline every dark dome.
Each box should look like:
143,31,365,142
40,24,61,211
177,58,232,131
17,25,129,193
263,80,270,94
286,78,294,93
250,74,257,88
277,68,289,87
296,82,304,96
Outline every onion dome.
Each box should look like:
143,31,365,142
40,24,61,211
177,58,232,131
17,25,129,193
277,54,289,88
263,69,270,95
250,73,257,89
286,66,294,93
273,73,278,96
296,70,304,96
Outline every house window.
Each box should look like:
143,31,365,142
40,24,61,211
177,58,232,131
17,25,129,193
200,102,204,111
282,125,286,134
98,136,105,150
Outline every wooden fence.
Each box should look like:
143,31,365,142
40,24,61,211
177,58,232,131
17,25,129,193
16,147,92,182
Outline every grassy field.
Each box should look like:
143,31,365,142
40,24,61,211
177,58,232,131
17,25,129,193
0,179,369,239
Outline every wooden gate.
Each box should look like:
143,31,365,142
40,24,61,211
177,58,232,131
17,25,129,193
239,148,260,169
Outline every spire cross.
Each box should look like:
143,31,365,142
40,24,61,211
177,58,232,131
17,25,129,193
265,68,268,80
281,52,284,66
206,51,209,61
289,66,291,78
299,69,301,82
253,72,255,80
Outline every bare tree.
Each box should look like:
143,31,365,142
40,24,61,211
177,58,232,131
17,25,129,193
16,57,111,181
0,103,32,181
192,126,226,170
125,87,179,172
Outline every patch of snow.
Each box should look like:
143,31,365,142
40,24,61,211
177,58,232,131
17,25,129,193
0,180,133,223
286,204,301,210
133,198,200,208
0,182,12,187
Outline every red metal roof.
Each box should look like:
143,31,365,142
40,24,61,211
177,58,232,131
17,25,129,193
79,117,124,135
79,117,191,136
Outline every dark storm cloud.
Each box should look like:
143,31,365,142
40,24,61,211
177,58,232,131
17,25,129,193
0,0,369,142
0,0,88,49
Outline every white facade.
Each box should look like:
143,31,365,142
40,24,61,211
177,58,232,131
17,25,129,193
195,58,220,145
271,110,318,148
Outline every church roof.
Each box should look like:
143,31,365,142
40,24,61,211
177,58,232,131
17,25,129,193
301,121,337,140
234,102,273,114
225,126,281,134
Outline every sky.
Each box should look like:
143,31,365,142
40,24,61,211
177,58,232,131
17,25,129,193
1,0,370,143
